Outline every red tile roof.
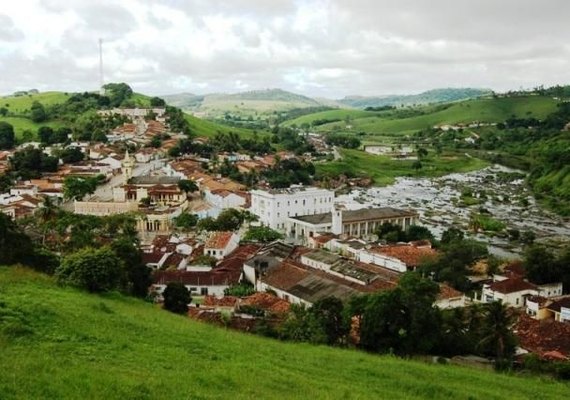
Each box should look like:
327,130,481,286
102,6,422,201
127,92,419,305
373,244,438,268
240,292,290,314
205,231,234,250
438,284,464,300
487,278,537,294
546,296,570,313
515,314,570,360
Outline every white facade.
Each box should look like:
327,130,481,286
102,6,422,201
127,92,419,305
204,189,247,210
358,249,408,273
250,186,335,230
152,283,227,298
204,232,240,260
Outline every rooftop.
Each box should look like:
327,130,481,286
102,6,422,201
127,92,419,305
204,231,235,250
487,278,537,294
546,296,570,313
291,207,418,226
130,176,180,185
302,249,340,265
372,244,438,268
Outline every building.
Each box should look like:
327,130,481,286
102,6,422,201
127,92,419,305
287,206,419,242
204,231,240,260
482,279,538,307
358,242,437,273
250,186,335,230
204,189,249,210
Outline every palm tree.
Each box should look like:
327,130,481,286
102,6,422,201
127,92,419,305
479,301,516,366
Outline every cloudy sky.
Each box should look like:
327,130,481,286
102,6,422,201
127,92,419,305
1,0,570,98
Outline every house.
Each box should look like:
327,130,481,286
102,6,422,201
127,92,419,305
204,231,240,260
204,189,249,210
547,297,570,323
250,186,335,230
358,242,438,273
515,314,570,360
436,284,467,309
151,245,259,298
287,206,419,242
481,278,538,307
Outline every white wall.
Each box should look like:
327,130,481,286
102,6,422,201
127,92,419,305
358,250,407,273
251,187,335,230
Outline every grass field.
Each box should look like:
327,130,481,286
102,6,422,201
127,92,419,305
1,266,568,400
317,149,489,185
0,91,71,114
283,108,380,126
296,96,559,139
0,116,63,140
185,113,266,139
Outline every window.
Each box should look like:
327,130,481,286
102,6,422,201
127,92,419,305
201,288,208,295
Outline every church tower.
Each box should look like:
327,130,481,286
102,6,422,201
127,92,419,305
121,150,135,184
331,204,344,235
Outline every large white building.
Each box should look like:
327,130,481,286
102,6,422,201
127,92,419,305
250,186,335,230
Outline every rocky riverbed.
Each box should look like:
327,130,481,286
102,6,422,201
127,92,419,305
336,165,570,259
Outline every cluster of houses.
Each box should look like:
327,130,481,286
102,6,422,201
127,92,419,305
1,106,568,362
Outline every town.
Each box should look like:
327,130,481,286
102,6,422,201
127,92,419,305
1,89,569,375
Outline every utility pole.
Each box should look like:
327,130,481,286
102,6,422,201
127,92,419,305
99,38,105,95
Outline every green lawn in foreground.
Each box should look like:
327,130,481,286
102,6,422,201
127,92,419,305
1,266,568,400
317,148,489,185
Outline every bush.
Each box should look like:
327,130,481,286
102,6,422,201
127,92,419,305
163,282,191,314
56,247,123,293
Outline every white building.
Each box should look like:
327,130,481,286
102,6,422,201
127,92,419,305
204,231,240,260
204,189,248,210
250,186,335,230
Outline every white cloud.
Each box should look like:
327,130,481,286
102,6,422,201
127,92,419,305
1,0,570,97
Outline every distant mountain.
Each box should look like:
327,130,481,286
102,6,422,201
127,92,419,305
162,92,204,108
226,88,320,105
163,88,328,117
339,88,492,109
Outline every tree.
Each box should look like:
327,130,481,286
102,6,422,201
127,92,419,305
30,101,47,122
406,225,434,242
111,238,151,298
55,247,123,292
103,83,133,107
59,147,84,164
38,126,54,144
0,213,35,265
360,272,441,355
163,282,191,314
243,226,283,243
150,96,166,107
441,227,464,245
174,212,198,230
311,296,349,345
0,107,7,117
178,179,198,196
9,147,58,179
63,176,101,201
417,147,428,159
412,160,423,172
0,121,15,149
523,245,560,285
479,301,516,368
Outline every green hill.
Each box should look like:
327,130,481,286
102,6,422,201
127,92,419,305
339,88,491,109
287,95,559,138
1,267,568,400
1,91,71,114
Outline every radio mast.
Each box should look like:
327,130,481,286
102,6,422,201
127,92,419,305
99,38,105,95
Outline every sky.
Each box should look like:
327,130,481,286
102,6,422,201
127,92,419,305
1,0,570,98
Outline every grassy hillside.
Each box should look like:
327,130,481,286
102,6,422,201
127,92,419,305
339,88,491,109
306,96,559,138
0,116,63,139
1,91,71,114
1,267,568,400
317,149,489,185
283,109,380,127
185,113,263,139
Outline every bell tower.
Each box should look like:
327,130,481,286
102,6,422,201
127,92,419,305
121,150,135,183
332,204,344,235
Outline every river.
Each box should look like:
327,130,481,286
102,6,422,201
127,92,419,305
335,165,570,259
